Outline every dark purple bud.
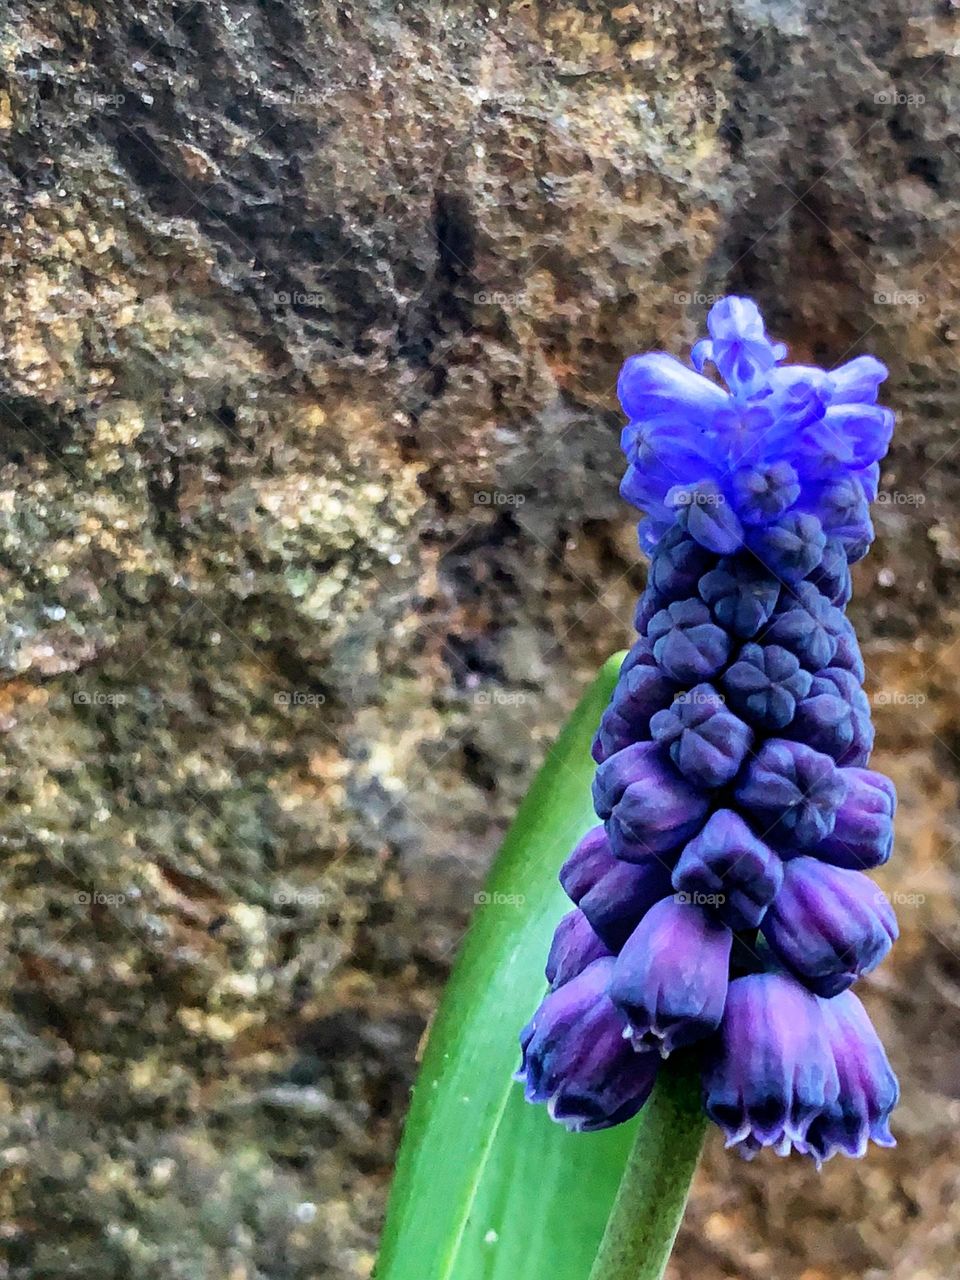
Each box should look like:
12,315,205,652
648,525,715,600
730,461,801,525
672,809,783,930
699,558,780,639
633,588,662,635
813,668,874,765
517,958,659,1131
764,585,840,672
546,909,612,989
598,746,711,861
812,768,895,869
704,972,840,1156
787,676,857,761
667,480,744,554
560,825,674,950
828,615,866,681
722,643,813,730
803,990,899,1161
558,825,613,902
592,741,663,819
814,475,874,562
647,598,732,683
749,512,827,583
650,684,753,789
608,899,731,1056
619,635,657,675
735,739,847,847
760,857,897,997
593,662,678,763
806,537,853,606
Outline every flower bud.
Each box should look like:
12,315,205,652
703,973,840,1156
735,740,846,848
672,810,783,930
650,685,753,789
760,857,897,997
517,958,660,1132
608,899,731,1056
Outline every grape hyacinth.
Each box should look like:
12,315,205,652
516,297,900,1163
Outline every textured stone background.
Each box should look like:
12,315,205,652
1,1,959,1277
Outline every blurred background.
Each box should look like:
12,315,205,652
0,1,958,1277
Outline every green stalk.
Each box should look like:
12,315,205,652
587,1054,708,1280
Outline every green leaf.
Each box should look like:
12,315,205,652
376,654,634,1280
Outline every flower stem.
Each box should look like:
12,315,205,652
587,1053,707,1280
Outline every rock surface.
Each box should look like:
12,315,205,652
0,1,959,1277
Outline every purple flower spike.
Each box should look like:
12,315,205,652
699,558,780,638
813,768,896,869
735,740,847,848
672,810,783,931
804,991,899,1161
722,643,813,731
517,958,660,1132
647,599,732,683
546,909,612,989
560,825,673,951
704,973,840,1157
608,899,732,1057
760,857,898,997
650,685,753,789
519,296,899,1158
